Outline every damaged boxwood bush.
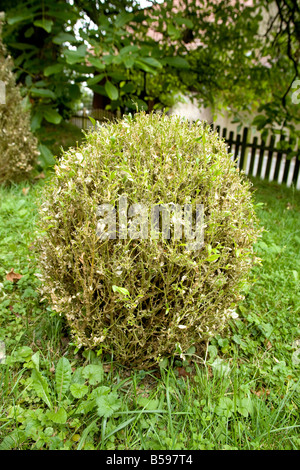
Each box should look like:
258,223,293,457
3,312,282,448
37,112,261,368
0,18,38,184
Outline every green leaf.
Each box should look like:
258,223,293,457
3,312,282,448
82,364,104,385
103,56,115,67
215,397,234,417
46,407,68,424
105,81,119,101
167,23,181,39
55,357,72,401
120,45,139,56
252,115,268,131
210,357,231,378
87,56,105,71
30,88,56,99
50,9,78,22
24,27,34,38
33,19,53,33
43,108,62,125
123,55,136,69
135,59,157,74
64,45,87,65
86,74,105,86
121,82,135,93
68,83,81,100
31,368,53,409
7,13,34,25
33,80,48,88
107,71,128,81
137,397,160,410
70,366,85,385
44,63,64,77
206,253,220,262
90,386,110,399
70,383,89,399
163,57,190,69
31,351,40,370
236,397,254,418
97,14,111,30
53,32,77,45
134,98,148,111
76,418,99,450
96,392,121,418
115,12,134,28
88,116,96,127
38,144,56,167
12,346,33,363
89,84,105,95
76,398,97,414
25,75,33,87
0,431,26,450
104,417,136,441
112,285,130,297
7,42,37,51
174,17,194,28
138,57,162,69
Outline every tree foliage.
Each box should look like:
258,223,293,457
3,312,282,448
0,0,299,144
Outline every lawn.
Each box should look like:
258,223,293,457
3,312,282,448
0,174,299,450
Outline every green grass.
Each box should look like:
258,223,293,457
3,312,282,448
0,176,299,450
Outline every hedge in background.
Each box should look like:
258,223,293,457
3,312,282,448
0,17,38,185
37,112,261,368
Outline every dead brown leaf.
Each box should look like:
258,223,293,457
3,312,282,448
6,268,22,283
34,172,45,179
176,367,190,378
264,340,272,350
22,187,30,196
251,388,270,398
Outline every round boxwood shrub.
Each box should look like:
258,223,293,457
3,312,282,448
37,112,261,368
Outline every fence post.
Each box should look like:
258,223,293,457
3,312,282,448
273,134,286,183
196,123,299,187
239,127,249,171
227,131,234,154
234,133,241,165
282,136,295,185
265,135,276,182
293,154,300,185
248,136,258,176
257,136,266,179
